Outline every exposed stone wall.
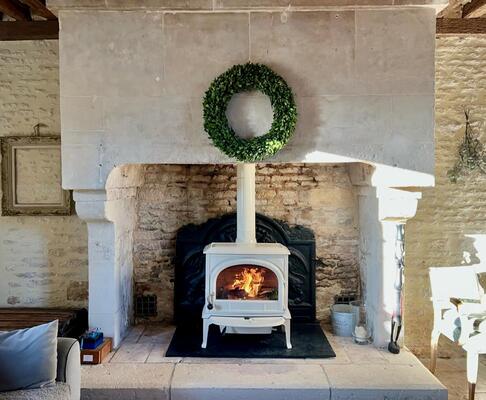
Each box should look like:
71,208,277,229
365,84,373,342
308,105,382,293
405,35,486,357
133,164,359,322
0,41,88,308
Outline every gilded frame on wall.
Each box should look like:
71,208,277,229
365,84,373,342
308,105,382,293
1,136,72,216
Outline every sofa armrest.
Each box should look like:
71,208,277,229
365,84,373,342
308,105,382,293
56,338,80,400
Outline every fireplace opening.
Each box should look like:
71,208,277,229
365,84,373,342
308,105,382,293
216,265,278,301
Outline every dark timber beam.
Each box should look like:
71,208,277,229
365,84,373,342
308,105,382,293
462,0,486,18
437,18,486,34
0,20,58,40
19,0,56,20
0,0,30,21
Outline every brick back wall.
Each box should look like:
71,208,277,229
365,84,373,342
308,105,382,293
0,41,88,308
405,36,486,357
133,164,359,322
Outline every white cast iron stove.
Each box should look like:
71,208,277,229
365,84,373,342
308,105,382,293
202,164,292,349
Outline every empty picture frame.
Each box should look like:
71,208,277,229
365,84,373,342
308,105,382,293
1,136,72,216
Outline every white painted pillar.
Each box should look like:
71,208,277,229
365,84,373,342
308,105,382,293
357,186,421,348
236,163,256,244
74,190,125,347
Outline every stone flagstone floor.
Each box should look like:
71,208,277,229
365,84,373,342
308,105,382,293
82,324,451,400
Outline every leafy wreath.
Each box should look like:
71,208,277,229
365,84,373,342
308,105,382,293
203,62,297,162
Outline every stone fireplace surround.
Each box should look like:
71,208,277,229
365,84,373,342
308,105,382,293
56,1,437,348
77,162,422,349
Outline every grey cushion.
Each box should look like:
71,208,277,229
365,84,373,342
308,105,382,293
0,320,58,392
0,383,70,400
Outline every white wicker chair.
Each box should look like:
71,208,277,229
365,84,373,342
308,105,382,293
429,266,486,400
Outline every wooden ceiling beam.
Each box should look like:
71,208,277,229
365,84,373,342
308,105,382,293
437,17,486,34
0,20,57,40
462,0,486,17
19,0,56,20
0,0,30,21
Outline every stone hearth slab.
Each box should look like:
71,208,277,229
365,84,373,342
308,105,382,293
81,325,448,400
171,363,330,400
324,363,447,400
81,364,173,400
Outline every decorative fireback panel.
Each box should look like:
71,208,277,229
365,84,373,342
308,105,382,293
174,213,316,324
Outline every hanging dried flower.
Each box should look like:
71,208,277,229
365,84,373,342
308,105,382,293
447,110,486,183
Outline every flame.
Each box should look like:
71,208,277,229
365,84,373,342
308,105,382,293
232,267,265,298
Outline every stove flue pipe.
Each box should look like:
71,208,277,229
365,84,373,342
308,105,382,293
236,163,256,244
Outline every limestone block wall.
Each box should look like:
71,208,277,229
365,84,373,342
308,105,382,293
58,6,436,191
132,163,359,322
0,41,88,308
405,35,486,357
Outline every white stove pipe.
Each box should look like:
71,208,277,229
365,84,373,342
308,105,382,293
236,163,256,244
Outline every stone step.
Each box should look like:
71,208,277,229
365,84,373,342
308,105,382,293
171,363,329,400
325,363,447,400
81,361,447,400
81,364,172,400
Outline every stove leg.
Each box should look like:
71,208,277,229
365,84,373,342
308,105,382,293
284,320,292,349
202,319,209,349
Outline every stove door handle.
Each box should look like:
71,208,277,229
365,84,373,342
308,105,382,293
207,293,215,310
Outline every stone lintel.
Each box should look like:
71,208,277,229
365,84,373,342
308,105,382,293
48,0,448,13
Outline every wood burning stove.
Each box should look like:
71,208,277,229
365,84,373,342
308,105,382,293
202,243,291,348
202,164,292,349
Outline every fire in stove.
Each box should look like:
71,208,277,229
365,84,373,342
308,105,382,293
233,267,264,298
216,265,278,300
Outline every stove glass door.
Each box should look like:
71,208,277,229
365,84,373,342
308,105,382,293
215,264,278,301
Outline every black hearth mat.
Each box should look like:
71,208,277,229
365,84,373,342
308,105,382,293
165,322,335,358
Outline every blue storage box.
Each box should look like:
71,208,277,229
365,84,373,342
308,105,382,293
82,331,104,350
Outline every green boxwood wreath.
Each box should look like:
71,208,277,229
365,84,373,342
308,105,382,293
203,62,297,162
